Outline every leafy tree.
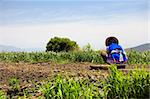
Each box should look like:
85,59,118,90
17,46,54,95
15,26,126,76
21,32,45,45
46,37,79,52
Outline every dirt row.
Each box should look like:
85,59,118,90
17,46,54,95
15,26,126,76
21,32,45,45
0,62,109,85
0,62,149,98
0,62,149,86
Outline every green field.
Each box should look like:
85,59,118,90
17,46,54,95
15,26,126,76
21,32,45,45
0,50,150,64
0,50,150,99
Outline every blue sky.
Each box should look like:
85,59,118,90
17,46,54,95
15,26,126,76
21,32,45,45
0,0,149,50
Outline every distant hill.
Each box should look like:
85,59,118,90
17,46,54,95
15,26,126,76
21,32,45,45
23,48,44,52
0,45,44,52
0,43,149,52
125,43,150,52
0,45,22,52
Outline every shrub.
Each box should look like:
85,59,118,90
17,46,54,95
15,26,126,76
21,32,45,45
46,37,79,52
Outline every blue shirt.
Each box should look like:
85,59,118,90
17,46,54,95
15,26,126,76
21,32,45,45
107,43,127,63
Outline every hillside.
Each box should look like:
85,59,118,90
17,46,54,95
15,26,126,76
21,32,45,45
0,45,44,52
0,45,22,52
125,43,150,52
0,43,149,52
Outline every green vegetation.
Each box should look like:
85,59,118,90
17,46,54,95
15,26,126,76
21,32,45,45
46,37,79,52
0,50,149,64
104,65,149,99
0,51,104,64
0,65,149,98
8,78,20,92
127,50,150,64
0,90,6,99
0,50,149,98
41,65,149,99
7,78,20,99
41,75,102,99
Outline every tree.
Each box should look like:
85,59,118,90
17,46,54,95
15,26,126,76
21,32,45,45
46,37,79,52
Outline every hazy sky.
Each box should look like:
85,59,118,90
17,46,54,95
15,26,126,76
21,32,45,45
0,0,149,50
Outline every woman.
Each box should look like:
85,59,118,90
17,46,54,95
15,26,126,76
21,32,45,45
101,36,128,64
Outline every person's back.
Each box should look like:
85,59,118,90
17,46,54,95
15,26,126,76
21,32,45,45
101,37,128,64
107,43,127,64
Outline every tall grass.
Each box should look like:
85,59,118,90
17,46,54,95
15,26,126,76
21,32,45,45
0,50,149,64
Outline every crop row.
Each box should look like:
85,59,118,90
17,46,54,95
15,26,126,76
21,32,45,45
0,50,150,64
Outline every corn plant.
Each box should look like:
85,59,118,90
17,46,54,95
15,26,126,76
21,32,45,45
0,51,149,64
41,74,103,99
103,65,150,99
0,90,6,99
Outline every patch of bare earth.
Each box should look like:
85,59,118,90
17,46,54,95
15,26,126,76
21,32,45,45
0,62,108,85
0,62,149,98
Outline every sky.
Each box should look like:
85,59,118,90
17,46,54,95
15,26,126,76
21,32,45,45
0,0,149,50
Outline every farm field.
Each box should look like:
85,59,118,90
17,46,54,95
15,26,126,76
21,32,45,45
0,51,150,99
1,0,149,98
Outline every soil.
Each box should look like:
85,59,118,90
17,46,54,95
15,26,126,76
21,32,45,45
0,62,149,98
0,62,108,85
0,62,149,85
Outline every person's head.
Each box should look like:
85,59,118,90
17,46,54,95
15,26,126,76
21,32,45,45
105,36,119,46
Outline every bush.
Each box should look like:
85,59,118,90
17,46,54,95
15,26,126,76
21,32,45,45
46,37,79,52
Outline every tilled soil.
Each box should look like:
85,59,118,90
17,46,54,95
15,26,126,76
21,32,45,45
0,62,108,85
0,62,149,98
0,62,149,85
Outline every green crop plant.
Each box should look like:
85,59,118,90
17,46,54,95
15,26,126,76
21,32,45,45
0,90,6,99
127,50,150,64
0,51,149,64
8,78,19,90
103,65,150,99
41,74,103,99
7,78,20,98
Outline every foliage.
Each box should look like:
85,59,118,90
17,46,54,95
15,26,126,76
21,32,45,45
46,37,79,52
41,74,102,99
0,50,149,64
104,65,150,99
8,78,19,91
0,90,6,99
0,66,149,98
7,78,20,98
41,67,149,99
127,50,150,64
0,51,105,64
82,43,93,52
